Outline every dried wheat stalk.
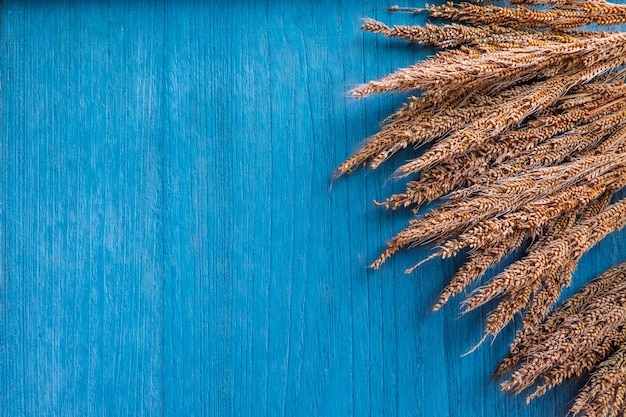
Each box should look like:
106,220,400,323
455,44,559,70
498,262,626,415
340,0,626,415
571,344,626,417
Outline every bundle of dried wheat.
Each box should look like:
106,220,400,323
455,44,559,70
499,262,626,415
339,0,626,415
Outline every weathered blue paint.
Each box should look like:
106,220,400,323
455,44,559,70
2,1,626,416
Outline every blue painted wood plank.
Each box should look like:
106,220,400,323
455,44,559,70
4,1,626,416
1,2,164,416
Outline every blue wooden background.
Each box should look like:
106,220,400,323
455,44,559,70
3,1,626,416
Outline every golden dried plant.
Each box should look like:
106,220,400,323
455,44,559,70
499,262,626,415
340,0,626,415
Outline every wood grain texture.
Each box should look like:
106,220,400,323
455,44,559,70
2,1,626,416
